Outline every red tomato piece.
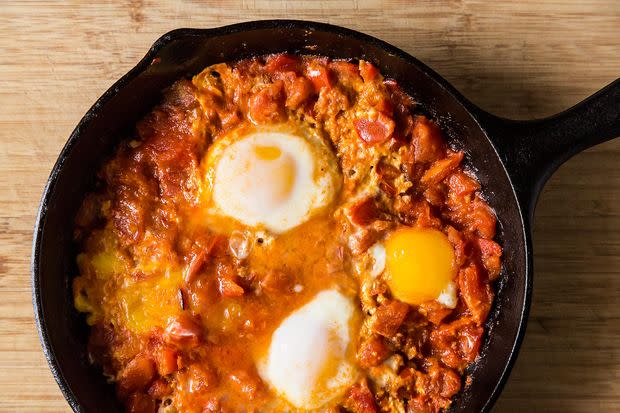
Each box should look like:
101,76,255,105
218,277,245,297
477,238,503,281
411,115,445,163
307,66,333,91
419,301,453,325
446,226,468,267
447,171,481,196
344,379,378,413
359,61,379,82
407,397,434,413
154,346,178,376
248,81,286,124
220,110,242,130
284,76,314,109
184,249,206,283
469,199,497,239
117,355,156,397
215,261,245,297
458,323,484,363
164,315,203,346
376,160,400,180
458,264,493,325
356,335,390,368
434,365,462,398
347,197,381,226
354,113,396,145
265,54,301,73
420,152,464,186
369,300,409,338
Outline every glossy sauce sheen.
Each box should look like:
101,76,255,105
73,54,503,413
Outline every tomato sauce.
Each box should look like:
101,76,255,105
73,54,502,413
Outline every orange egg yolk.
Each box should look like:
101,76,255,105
384,228,455,305
254,144,283,160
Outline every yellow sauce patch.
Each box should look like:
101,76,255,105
117,270,184,333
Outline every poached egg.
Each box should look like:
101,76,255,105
367,228,457,308
257,290,359,409
205,124,341,234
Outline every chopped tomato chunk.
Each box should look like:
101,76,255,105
477,238,503,281
265,54,301,73
218,277,245,297
431,319,484,368
411,115,445,163
359,61,379,82
154,346,178,376
117,355,156,397
447,171,480,196
427,362,461,398
164,315,203,346
307,66,333,91
347,197,381,226
184,249,206,283
446,226,468,267
376,160,400,195
458,264,493,325
220,110,241,130
419,301,453,325
354,113,395,145
369,300,409,337
421,152,464,186
216,261,245,297
357,335,390,368
248,81,285,124
344,379,378,413
470,199,497,239
458,323,484,363
375,160,400,180
284,76,314,109
407,397,434,413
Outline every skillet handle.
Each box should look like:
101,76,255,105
474,78,620,221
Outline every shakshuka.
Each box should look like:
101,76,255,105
72,54,502,413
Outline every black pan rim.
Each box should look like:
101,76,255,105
31,19,533,413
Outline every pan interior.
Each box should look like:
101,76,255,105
33,22,529,413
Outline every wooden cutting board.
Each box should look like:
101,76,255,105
1,2,618,412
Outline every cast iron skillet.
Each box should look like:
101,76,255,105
32,20,620,412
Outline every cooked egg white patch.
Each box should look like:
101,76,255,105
257,290,359,409
205,126,341,233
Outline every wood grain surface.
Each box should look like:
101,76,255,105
1,1,618,412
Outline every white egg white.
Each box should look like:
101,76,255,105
257,290,359,409
205,125,341,234
436,281,457,309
